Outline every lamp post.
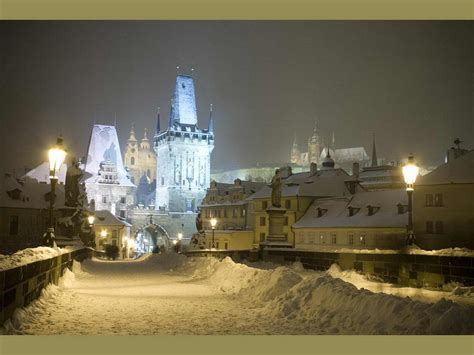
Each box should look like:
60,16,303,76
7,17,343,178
210,218,217,249
43,136,67,247
87,214,95,248
402,154,420,245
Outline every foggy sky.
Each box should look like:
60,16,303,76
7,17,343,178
1,21,472,175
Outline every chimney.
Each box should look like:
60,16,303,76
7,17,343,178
310,162,317,175
352,162,360,179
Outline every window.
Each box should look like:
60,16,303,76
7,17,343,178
285,200,291,209
262,201,268,210
161,177,164,186
240,208,245,217
260,233,265,242
397,204,406,214
9,216,19,235
131,157,135,165
112,230,118,239
112,239,117,246
102,196,107,204
260,216,266,226
320,235,325,244
284,216,289,226
434,194,443,207
120,210,126,218
331,233,337,244
425,194,433,207
426,221,434,234
435,221,444,234
224,242,228,249
359,234,366,245
348,234,354,245
216,242,219,249
120,197,126,204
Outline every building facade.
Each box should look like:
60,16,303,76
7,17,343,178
83,124,136,218
154,74,214,212
197,179,266,250
414,149,474,249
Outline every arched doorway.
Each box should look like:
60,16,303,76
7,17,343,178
134,223,172,254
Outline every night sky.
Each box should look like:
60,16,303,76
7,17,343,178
1,21,472,175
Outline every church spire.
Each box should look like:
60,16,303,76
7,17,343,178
156,107,161,134
208,103,214,133
371,133,378,167
332,131,335,148
128,124,137,142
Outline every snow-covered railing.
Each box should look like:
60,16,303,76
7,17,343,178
263,249,474,288
0,247,91,324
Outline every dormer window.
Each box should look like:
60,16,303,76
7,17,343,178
316,207,328,217
7,189,22,200
397,203,407,214
366,204,380,216
348,206,360,217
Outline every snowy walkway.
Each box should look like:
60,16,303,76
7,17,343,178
2,254,473,335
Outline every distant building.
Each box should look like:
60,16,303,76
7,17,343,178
153,74,214,212
93,210,132,256
0,173,68,252
197,179,266,250
414,149,474,250
23,161,68,184
291,121,371,173
83,124,136,218
124,125,157,185
292,189,408,251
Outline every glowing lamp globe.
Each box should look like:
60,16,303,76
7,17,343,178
48,136,67,178
87,215,95,226
178,232,183,240
100,230,107,238
173,240,178,245
210,218,217,229
403,155,419,191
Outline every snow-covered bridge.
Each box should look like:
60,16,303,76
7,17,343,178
2,252,474,335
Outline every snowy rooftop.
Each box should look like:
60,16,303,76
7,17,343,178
321,147,370,163
0,173,67,209
94,210,132,227
417,150,474,185
293,188,408,229
84,125,135,187
23,162,68,184
249,168,352,200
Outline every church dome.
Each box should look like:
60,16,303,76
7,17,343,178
321,155,335,169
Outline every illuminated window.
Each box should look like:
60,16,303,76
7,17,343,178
359,234,366,245
434,194,443,207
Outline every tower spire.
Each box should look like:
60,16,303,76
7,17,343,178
128,124,137,142
371,133,378,167
208,103,214,133
156,106,161,134
332,131,335,148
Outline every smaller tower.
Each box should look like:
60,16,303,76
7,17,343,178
371,133,378,167
140,128,150,150
308,120,321,165
124,125,138,181
290,133,301,164
208,104,214,133
155,107,161,136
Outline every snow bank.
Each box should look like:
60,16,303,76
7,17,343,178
263,275,474,334
171,256,474,334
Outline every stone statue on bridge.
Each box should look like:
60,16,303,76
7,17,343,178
270,169,282,208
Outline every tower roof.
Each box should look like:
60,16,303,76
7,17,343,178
208,103,214,133
371,133,378,167
128,125,137,142
169,74,198,126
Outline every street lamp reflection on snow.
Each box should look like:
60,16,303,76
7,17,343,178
43,136,67,247
403,154,420,246
210,218,217,249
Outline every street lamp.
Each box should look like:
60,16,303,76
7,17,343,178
87,215,95,228
100,230,108,238
210,217,217,249
43,136,67,247
403,154,420,245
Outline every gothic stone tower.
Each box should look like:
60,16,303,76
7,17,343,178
290,133,301,165
153,74,215,212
